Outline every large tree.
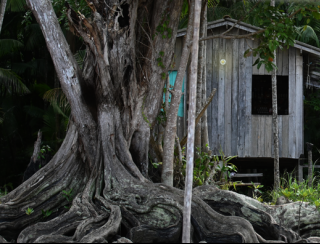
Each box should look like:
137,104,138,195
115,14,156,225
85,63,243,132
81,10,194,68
1,1,320,243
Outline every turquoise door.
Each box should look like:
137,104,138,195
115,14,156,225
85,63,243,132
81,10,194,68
163,71,185,117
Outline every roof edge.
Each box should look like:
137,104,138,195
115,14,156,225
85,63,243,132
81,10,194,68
177,18,320,56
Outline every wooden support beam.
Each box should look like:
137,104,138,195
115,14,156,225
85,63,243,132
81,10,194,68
232,173,263,178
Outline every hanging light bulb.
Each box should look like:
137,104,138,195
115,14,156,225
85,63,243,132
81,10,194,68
220,59,226,65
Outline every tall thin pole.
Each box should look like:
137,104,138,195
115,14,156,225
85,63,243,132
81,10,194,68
307,142,314,188
271,0,280,190
182,0,201,243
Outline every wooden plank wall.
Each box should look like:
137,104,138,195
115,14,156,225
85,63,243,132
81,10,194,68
174,27,304,159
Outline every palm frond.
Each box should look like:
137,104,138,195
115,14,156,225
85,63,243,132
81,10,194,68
51,101,69,119
0,39,24,58
0,68,30,95
74,50,86,70
42,108,56,135
43,88,70,114
23,24,45,51
24,105,44,118
208,0,218,8
6,0,26,12
11,61,38,74
296,25,320,47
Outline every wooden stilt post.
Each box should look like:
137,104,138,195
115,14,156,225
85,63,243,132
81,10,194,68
306,142,314,188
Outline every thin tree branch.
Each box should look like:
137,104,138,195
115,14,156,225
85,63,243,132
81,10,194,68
180,88,217,147
200,29,264,41
219,0,262,38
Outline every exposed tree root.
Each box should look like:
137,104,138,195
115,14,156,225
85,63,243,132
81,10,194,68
194,185,320,242
2,123,320,243
2,122,320,243
0,125,88,241
1,1,320,240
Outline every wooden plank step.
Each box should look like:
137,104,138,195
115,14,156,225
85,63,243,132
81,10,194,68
233,183,261,187
218,183,261,186
232,173,263,178
300,165,320,168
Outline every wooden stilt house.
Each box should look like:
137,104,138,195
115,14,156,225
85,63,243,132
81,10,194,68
171,18,320,181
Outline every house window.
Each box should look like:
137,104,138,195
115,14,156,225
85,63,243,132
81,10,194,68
163,71,185,117
252,75,289,115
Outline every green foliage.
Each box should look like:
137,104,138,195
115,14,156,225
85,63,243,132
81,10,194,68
6,0,26,12
205,1,320,72
38,145,52,161
62,189,73,203
155,13,173,39
0,183,13,198
269,171,320,210
248,182,264,202
25,207,34,215
43,88,70,117
0,68,30,95
42,209,52,218
305,89,320,111
179,145,237,187
296,25,320,47
152,161,162,169
74,50,86,70
52,0,91,30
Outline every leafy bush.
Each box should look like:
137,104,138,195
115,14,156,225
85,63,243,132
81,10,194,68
0,183,13,198
175,145,237,188
269,171,320,209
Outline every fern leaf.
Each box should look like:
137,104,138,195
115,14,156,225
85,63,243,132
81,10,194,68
0,68,30,95
296,25,320,47
43,88,70,113
0,39,24,57
74,50,86,70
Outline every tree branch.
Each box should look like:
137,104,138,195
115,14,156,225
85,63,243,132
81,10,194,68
26,0,98,168
200,29,264,41
180,88,217,147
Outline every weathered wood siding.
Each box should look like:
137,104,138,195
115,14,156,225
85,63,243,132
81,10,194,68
174,27,304,159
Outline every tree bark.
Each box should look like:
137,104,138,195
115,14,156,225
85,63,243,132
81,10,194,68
182,0,202,242
180,88,217,148
194,1,207,154
2,1,320,243
22,130,42,182
271,0,280,190
162,1,195,187
307,142,314,188
0,0,7,33
201,4,209,152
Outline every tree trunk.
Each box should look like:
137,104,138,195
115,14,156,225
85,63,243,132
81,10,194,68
0,0,7,33
162,1,194,187
182,0,202,242
1,1,320,243
307,142,314,188
271,0,280,190
201,4,209,152
194,1,207,154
